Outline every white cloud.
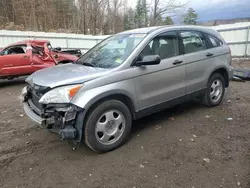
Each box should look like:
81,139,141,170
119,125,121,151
127,0,249,22
127,0,137,7
127,0,233,10
180,0,239,9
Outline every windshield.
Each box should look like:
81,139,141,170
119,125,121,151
76,33,146,68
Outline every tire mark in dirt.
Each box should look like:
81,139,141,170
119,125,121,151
0,151,31,168
0,139,44,168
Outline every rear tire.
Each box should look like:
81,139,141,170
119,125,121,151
202,73,225,107
84,100,132,153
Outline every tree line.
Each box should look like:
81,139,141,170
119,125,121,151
0,0,198,35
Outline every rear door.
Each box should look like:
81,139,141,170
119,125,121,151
0,44,32,76
205,33,231,69
178,30,212,95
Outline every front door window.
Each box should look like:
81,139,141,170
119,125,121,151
139,31,179,60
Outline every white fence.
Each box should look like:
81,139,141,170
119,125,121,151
211,22,250,58
0,23,250,57
0,30,108,54
218,26,250,58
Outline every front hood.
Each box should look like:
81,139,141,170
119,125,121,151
26,63,110,88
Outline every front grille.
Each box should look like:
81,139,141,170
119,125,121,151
31,91,43,110
28,99,42,115
27,84,50,111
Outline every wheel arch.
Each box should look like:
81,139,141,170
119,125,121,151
209,67,229,87
84,93,136,121
73,91,136,143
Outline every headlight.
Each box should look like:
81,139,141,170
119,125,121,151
19,86,27,103
21,86,27,96
39,84,82,104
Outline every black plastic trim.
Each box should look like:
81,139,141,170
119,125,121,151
135,88,206,119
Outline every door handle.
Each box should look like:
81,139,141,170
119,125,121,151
23,55,30,59
173,60,183,65
206,52,214,57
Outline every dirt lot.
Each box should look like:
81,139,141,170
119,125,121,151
1,67,250,188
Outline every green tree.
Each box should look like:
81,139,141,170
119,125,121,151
134,0,148,28
163,16,174,25
153,15,163,26
124,8,135,30
142,0,148,26
183,8,198,25
151,0,186,26
153,15,174,26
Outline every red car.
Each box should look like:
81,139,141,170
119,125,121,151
0,40,79,79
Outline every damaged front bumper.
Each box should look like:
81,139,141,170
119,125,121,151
23,101,45,126
22,89,85,142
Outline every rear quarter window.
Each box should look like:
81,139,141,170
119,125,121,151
207,34,223,48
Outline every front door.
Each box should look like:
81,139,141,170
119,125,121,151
0,44,32,76
134,31,186,113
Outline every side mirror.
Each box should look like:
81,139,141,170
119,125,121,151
135,55,161,66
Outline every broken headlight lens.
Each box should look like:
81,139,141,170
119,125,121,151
19,86,28,103
39,84,82,104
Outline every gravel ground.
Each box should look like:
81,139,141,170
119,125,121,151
0,66,250,188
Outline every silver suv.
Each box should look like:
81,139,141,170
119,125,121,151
22,26,234,152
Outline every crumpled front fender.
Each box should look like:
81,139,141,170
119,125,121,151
70,80,137,112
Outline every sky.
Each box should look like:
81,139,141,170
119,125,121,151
127,0,250,22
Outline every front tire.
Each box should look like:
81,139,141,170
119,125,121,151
84,100,132,152
202,73,225,107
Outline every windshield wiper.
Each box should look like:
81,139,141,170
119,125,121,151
78,62,95,67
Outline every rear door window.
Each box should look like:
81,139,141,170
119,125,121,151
180,31,207,54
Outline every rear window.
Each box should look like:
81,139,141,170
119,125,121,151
32,45,44,55
208,35,223,48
